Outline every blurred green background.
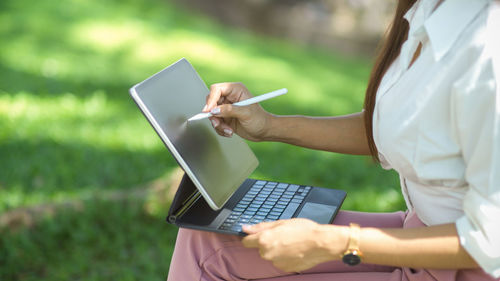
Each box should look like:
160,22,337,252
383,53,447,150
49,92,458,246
0,0,404,279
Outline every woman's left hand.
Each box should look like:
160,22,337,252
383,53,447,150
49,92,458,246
242,218,348,272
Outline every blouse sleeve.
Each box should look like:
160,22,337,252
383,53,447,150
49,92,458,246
452,38,500,277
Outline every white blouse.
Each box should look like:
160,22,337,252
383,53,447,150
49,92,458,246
373,0,500,277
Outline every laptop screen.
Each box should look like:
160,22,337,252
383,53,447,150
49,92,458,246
130,58,259,210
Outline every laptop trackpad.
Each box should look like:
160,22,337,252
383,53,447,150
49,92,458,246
297,202,337,224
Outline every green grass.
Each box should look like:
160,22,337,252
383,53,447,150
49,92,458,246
0,0,404,279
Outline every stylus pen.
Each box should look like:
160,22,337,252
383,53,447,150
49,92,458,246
187,88,288,122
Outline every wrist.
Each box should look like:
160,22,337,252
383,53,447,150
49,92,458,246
260,113,281,142
315,224,351,261
341,223,364,266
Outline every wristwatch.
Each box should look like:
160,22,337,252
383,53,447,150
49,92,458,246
341,223,363,266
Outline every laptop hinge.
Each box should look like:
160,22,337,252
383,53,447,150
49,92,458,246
167,190,201,223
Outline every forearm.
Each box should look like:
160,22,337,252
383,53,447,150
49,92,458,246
263,111,370,155
321,223,478,269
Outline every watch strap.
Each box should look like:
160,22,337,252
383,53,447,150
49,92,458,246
346,223,361,251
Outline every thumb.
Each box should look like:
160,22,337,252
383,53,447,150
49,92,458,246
211,104,251,120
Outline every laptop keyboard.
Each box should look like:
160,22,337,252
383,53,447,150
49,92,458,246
219,180,312,232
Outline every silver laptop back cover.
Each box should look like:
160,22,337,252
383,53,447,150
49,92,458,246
130,58,258,210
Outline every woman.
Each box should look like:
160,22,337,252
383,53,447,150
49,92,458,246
167,0,500,280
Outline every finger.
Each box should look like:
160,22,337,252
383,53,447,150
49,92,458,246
215,123,233,137
211,103,251,121
219,123,233,137
208,116,221,128
206,82,251,112
205,83,231,112
241,233,260,248
217,96,226,106
208,116,234,137
214,125,229,137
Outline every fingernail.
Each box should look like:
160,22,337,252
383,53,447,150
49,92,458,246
211,119,219,127
202,105,208,112
242,224,252,231
224,129,233,137
211,107,221,115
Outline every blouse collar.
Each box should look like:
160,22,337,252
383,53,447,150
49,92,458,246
403,0,491,62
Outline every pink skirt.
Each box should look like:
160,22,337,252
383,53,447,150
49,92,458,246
167,210,498,281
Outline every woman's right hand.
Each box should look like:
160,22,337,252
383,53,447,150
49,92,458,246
204,82,274,142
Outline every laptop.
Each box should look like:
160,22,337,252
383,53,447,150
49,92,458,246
130,58,346,236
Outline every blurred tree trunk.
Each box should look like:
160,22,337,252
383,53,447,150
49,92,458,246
172,0,396,56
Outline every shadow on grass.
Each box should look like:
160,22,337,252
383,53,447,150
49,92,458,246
0,198,178,281
0,137,177,211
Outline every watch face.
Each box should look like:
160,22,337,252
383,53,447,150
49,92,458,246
342,253,361,266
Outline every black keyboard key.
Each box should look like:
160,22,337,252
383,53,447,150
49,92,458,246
279,198,291,204
231,225,243,232
248,219,259,224
287,185,300,192
272,206,285,212
262,203,275,209
277,183,288,189
257,210,270,216
235,203,249,209
266,198,278,203
243,195,255,201
275,202,287,208
280,202,301,219
228,214,240,220
244,210,256,216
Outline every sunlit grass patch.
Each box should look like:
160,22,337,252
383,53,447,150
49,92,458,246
0,91,158,149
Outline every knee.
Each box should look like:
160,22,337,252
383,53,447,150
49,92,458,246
175,228,241,261
170,228,243,280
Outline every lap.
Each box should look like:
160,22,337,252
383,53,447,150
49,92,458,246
170,211,406,280
169,210,494,281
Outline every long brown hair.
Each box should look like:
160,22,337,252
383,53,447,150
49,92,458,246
363,0,417,161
